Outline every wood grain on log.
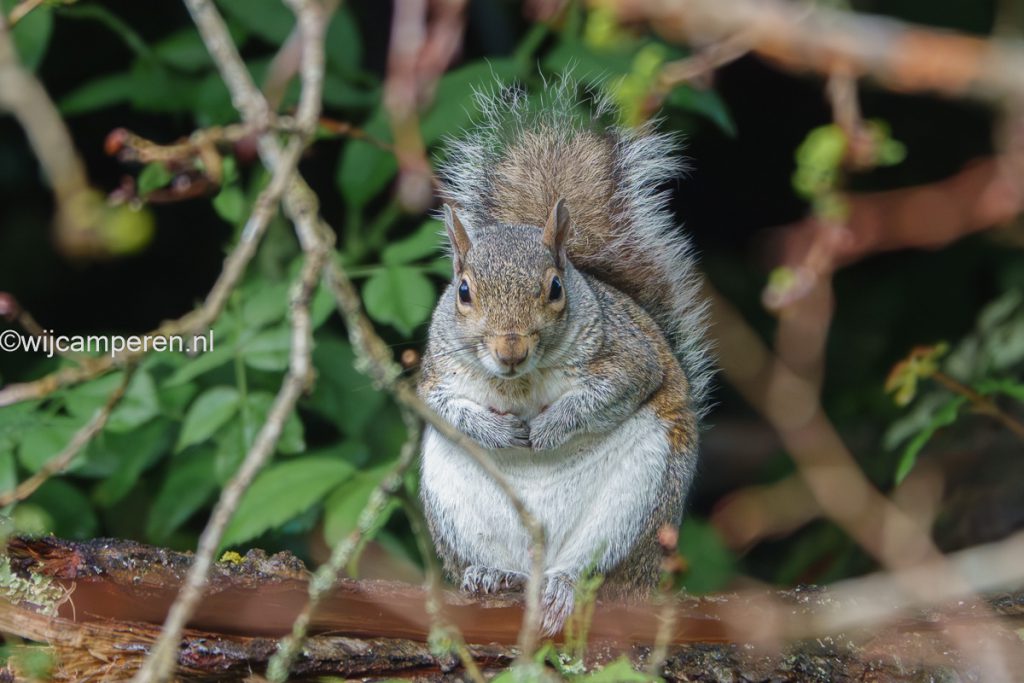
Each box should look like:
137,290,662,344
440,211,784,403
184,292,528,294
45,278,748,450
3,536,1024,681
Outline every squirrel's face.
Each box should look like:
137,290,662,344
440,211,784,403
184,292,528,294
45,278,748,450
443,201,571,380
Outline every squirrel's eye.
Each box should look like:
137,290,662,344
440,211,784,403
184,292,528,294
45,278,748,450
548,276,563,302
458,279,472,304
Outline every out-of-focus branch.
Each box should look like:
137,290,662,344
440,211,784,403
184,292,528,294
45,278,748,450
656,32,751,92
769,156,1022,273
706,280,1016,679
6,0,45,26
129,3,330,682
608,0,1024,103
0,13,103,257
384,0,467,212
0,130,302,408
264,0,339,110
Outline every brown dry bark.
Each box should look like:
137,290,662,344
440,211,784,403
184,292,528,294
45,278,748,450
3,536,1024,681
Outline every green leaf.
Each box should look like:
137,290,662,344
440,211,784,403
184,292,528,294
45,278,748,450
977,378,1024,402
222,452,357,548
66,370,163,434
418,59,519,144
305,336,386,435
0,401,44,445
146,448,218,543
163,343,234,386
336,108,392,208
213,419,246,484
154,28,213,72
213,186,246,224
241,326,291,372
363,266,436,336
0,444,17,507
978,289,1022,332
883,392,948,451
217,0,293,45
895,396,966,484
382,220,443,265
60,72,136,115
677,517,735,595
323,457,389,546
337,59,518,207
213,391,305,483
137,163,174,195
91,418,173,507
17,414,88,473
24,479,98,539
244,392,305,455
5,0,53,70
177,386,241,452
322,75,377,109
311,281,336,328
125,59,198,114
666,85,736,137
240,280,290,329
325,8,361,75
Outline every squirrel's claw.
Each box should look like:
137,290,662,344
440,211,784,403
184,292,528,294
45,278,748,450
540,572,576,637
528,410,575,451
485,412,531,449
461,565,528,594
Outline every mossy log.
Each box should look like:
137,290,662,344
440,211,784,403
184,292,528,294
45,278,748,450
2,536,1023,681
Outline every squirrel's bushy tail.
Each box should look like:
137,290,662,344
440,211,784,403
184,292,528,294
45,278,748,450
438,79,713,415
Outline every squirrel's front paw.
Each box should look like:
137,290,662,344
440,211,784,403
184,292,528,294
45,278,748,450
528,408,578,451
476,411,530,449
461,565,528,594
540,572,576,636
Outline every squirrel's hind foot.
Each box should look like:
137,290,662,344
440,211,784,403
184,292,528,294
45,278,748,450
461,565,528,594
540,572,576,637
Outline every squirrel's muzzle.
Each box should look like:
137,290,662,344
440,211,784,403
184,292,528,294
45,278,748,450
488,333,535,375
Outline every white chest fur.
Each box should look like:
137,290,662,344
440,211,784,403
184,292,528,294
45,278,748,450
420,404,670,576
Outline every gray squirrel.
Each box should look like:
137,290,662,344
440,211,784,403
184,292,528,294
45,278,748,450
417,81,711,635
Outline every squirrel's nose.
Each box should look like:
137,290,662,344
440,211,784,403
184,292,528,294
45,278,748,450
491,334,531,371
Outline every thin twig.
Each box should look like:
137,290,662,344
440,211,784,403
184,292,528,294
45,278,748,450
609,0,1024,103
400,490,486,683
0,11,97,257
656,32,751,91
323,262,548,662
266,407,422,682
933,371,1024,441
6,0,44,26
131,243,326,683
129,3,330,681
0,369,134,508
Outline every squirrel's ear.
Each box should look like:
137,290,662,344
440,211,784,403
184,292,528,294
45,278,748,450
543,198,570,268
443,204,472,273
